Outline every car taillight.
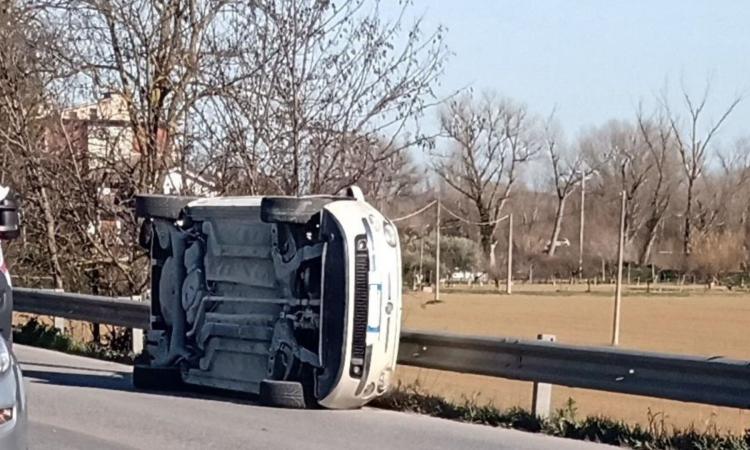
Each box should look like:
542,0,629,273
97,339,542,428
0,407,13,425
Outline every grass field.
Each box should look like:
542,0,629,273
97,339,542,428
396,283,750,433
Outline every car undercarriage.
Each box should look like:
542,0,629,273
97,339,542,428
134,192,401,408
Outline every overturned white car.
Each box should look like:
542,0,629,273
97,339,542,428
134,187,401,409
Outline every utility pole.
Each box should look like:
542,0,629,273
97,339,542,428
418,237,424,289
578,175,585,279
612,191,626,346
435,196,441,302
506,214,513,295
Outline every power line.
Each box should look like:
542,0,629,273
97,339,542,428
391,195,620,227
440,203,510,226
391,200,437,222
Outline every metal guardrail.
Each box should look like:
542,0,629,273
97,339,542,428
12,288,750,410
13,288,150,329
399,331,750,410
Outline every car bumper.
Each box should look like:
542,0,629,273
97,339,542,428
0,355,27,449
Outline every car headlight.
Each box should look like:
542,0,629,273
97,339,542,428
0,338,11,373
383,222,397,247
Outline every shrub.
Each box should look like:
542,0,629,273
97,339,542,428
373,383,750,450
13,318,133,364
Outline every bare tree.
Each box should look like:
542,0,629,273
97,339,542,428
355,150,422,212
433,92,538,259
690,231,745,283
542,121,589,256
6,0,442,298
716,138,750,266
636,108,678,264
0,2,67,289
201,0,447,196
664,84,741,254
53,0,258,193
581,120,651,255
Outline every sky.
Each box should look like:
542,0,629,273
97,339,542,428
387,0,750,144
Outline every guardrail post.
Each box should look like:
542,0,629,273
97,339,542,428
532,334,556,418
128,295,144,355
53,288,66,333
132,327,144,355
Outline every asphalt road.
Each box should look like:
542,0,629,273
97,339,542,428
17,345,614,450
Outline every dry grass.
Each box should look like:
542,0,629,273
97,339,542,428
397,283,750,433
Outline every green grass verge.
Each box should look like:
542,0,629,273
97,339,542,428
371,382,750,450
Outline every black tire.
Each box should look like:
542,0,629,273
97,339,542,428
135,195,198,220
132,364,183,391
260,196,345,224
259,379,312,408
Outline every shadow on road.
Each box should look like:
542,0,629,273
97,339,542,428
23,369,132,391
22,365,271,409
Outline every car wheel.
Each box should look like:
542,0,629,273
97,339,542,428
259,379,313,408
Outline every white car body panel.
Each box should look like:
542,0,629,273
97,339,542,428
318,200,401,409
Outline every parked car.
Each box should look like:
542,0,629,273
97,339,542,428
0,186,28,449
0,335,27,450
133,187,402,409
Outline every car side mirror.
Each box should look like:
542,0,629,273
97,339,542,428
0,194,21,241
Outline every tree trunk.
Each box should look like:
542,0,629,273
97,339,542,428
546,196,567,256
639,216,660,265
477,202,497,260
479,224,494,260
39,184,63,290
684,178,694,255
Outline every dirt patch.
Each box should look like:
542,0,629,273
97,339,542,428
397,284,750,433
